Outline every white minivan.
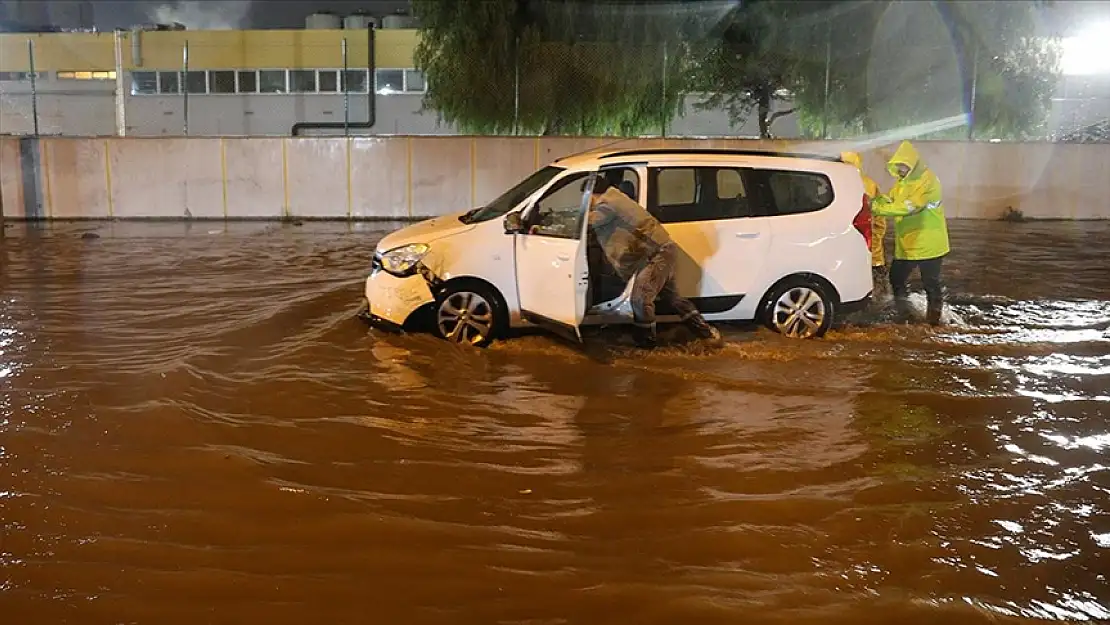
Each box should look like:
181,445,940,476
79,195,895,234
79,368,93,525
358,147,874,346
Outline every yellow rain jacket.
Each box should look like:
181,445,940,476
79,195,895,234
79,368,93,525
841,151,886,267
870,141,950,261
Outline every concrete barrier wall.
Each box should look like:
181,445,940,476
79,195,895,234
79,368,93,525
2,135,1108,221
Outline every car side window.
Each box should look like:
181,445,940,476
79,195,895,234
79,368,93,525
524,172,590,239
762,170,834,215
713,168,753,218
602,167,641,203
647,166,755,223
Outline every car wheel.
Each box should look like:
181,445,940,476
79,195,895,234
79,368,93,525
761,278,834,339
434,282,505,347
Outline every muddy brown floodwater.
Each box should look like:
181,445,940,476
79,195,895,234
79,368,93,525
1,220,1109,625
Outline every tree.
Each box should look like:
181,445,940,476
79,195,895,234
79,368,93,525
411,0,693,136
692,0,1060,140
687,0,819,139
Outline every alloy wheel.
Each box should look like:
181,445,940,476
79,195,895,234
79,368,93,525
772,286,827,339
437,291,495,345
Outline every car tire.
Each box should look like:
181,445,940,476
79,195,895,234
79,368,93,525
433,281,507,347
760,277,835,339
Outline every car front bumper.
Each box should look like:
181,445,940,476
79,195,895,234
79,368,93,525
359,268,435,330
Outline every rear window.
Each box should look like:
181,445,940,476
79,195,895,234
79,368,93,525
764,170,834,216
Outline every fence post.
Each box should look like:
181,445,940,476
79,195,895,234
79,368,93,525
342,37,350,136
513,35,521,135
822,20,831,139
28,40,40,136
967,43,978,141
182,40,189,136
661,40,669,139
114,29,127,136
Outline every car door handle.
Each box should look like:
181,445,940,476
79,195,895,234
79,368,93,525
556,253,571,261
735,232,760,239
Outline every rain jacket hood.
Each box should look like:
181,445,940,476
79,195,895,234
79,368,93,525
841,151,886,266
887,140,923,180
870,141,950,261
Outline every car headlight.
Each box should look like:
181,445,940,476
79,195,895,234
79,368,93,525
379,243,429,277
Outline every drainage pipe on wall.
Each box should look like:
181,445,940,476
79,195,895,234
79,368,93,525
291,26,376,136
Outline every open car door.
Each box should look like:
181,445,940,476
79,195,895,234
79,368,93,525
512,171,596,343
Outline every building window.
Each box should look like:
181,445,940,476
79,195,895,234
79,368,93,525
57,70,116,80
210,70,235,94
237,70,257,93
158,71,180,94
185,70,207,94
342,69,368,93
0,71,45,81
318,70,339,93
404,69,426,93
375,69,403,94
259,70,286,93
131,71,158,95
290,69,317,93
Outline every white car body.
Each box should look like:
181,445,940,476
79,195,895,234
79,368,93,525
361,147,874,344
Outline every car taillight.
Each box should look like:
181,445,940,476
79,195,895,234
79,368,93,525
853,193,872,250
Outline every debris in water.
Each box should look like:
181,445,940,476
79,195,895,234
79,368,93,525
81,232,100,240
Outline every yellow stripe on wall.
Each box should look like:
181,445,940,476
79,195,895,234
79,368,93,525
470,138,477,208
41,140,53,218
220,138,228,219
281,138,290,218
406,137,413,218
346,138,353,219
103,139,114,218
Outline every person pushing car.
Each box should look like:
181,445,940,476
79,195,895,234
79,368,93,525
841,151,889,297
870,140,950,326
585,175,722,349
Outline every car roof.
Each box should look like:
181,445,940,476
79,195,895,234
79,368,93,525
552,147,846,169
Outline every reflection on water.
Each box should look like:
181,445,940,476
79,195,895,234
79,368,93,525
1,220,1108,624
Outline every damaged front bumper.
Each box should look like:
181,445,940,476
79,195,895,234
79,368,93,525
356,260,444,332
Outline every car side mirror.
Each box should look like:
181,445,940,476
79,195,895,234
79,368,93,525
503,212,523,234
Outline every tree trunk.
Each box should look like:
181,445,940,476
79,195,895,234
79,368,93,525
756,86,772,139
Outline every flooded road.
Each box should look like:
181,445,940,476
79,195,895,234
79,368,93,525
2,220,1109,624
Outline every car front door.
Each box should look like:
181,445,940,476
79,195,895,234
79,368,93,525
511,170,596,342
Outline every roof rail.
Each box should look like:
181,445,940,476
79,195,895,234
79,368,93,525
596,148,843,163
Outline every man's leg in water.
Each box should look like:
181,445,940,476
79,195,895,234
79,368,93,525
658,275,719,341
630,248,670,348
889,259,916,322
919,256,946,326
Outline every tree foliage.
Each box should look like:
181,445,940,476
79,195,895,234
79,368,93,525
412,0,691,135
691,0,1060,140
415,0,1061,140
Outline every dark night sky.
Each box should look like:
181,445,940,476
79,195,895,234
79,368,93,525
2,0,1109,34
2,0,412,30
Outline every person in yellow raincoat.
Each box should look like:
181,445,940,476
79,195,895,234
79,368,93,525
840,151,889,294
870,140,950,325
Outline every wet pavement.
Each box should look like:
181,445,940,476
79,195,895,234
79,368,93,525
1,219,1108,624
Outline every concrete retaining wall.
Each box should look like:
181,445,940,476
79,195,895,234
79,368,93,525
2,136,1107,221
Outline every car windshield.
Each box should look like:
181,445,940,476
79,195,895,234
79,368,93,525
459,166,565,224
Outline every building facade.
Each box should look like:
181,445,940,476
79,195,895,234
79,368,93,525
0,26,771,138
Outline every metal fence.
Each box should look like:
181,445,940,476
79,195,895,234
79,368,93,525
1,33,1108,141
